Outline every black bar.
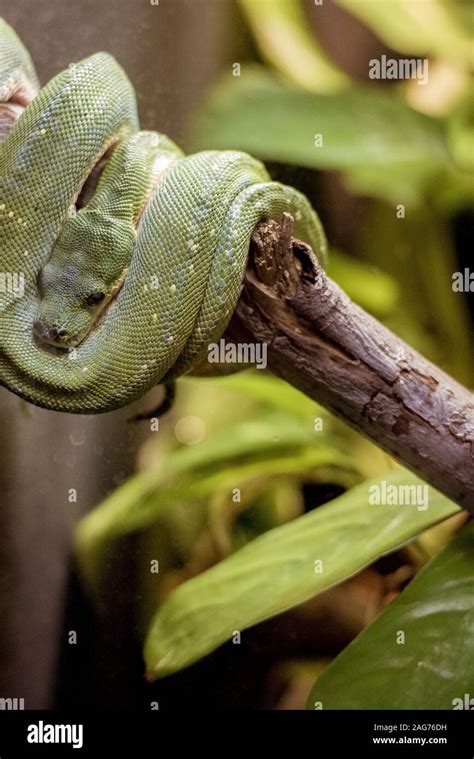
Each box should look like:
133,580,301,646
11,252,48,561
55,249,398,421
0,710,471,756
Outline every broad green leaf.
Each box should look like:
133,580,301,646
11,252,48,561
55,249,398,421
307,520,474,709
76,416,355,588
238,0,348,92
334,0,473,66
187,68,451,203
144,469,459,678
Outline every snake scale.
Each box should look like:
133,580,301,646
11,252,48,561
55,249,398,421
0,19,326,414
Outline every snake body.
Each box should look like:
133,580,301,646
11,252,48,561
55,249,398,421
0,19,326,413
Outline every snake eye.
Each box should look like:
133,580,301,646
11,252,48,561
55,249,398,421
85,291,105,306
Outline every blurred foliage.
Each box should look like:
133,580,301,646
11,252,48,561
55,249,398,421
308,520,474,709
238,0,349,92
327,248,399,318
187,0,473,381
335,0,473,66
188,67,453,206
76,373,363,590
76,0,473,708
143,467,458,679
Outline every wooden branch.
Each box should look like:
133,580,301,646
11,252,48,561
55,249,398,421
225,214,474,514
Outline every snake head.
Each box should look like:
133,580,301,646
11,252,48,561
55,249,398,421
33,209,135,349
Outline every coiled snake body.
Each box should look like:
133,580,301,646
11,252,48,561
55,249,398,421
0,19,326,413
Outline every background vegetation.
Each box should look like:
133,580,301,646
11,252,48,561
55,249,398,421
73,0,473,710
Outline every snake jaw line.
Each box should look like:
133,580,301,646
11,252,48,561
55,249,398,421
34,263,130,350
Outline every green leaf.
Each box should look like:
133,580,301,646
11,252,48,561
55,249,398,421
187,68,451,204
237,0,348,92
75,415,354,589
307,520,474,709
334,0,473,66
144,469,459,678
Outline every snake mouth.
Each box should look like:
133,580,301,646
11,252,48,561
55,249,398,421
33,267,129,350
32,320,72,348
33,320,89,350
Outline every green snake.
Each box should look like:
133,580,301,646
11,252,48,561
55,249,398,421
0,19,326,414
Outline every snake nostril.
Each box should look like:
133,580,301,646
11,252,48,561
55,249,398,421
57,328,67,338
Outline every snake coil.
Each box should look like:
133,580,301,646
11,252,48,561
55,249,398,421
0,19,326,413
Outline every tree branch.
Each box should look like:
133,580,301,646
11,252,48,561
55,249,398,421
225,214,474,514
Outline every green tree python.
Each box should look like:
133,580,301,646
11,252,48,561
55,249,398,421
0,19,326,414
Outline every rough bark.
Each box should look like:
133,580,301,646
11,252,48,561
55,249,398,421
225,214,474,514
